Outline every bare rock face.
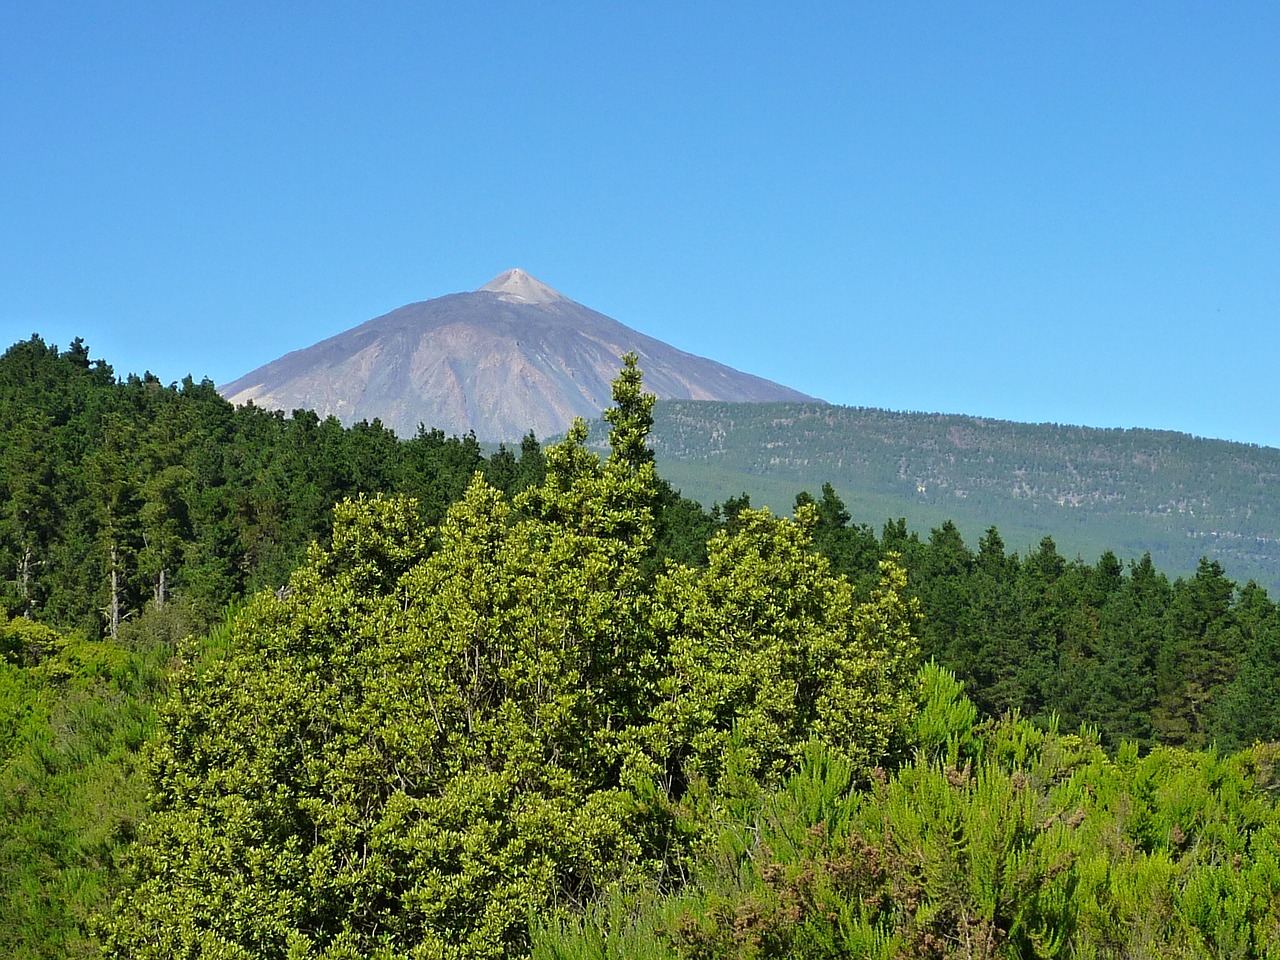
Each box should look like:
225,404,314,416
220,270,820,441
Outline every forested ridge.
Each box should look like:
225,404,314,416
641,400,1280,594
1,336,1278,957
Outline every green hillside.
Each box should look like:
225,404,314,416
636,400,1280,591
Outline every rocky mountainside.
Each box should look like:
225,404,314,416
219,270,818,441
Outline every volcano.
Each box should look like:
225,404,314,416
220,270,819,441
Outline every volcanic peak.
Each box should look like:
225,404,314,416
477,269,566,304
219,271,820,441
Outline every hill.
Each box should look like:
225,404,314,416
629,400,1280,591
219,270,818,441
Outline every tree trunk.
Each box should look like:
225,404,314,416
19,543,32,618
109,542,121,641
156,566,167,610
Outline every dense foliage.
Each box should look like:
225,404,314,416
535,667,1280,959
0,607,183,958
0,335,545,639
0,335,539,955
779,497,1280,754
0,336,1278,956
102,358,920,958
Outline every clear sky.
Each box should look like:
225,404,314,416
2,2,1277,446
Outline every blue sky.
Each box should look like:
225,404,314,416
2,2,1277,446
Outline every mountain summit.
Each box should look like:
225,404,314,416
476,268,566,303
219,271,819,441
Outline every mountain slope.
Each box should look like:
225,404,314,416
220,270,818,441
624,400,1280,591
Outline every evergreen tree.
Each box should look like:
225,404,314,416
1208,581,1280,750
1090,554,1170,748
1154,558,1241,748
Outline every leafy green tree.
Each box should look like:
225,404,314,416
916,521,975,665
105,359,923,959
399,426,487,524
651,479,715,570
104,359,667,958
643,507,919,802
975,527,1011,579
793,483,880,587
711,492,754,537
84,417,145,640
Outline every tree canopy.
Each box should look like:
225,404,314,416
102,356,921,959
